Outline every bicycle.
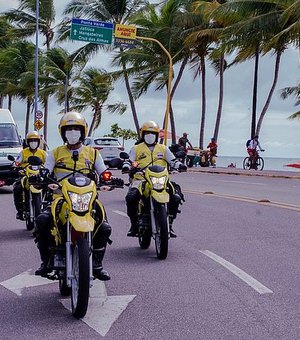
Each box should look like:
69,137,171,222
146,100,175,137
243,152,264,171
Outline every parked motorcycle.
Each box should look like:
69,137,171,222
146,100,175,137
116,151,186,260
8,155,43,231
33,152,123,318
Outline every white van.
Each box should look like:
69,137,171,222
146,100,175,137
0,109,22,186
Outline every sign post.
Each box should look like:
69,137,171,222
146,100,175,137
70,18,113,45
114,24,137,48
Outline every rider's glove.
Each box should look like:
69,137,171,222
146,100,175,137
178,164,187,172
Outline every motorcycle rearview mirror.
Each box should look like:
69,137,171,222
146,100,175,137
119,151,129,160
28,156,42,166
108,158,123,169
176,150,186,159
7,155,15,162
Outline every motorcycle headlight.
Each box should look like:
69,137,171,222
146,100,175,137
150,176,167,190
68,191,93,212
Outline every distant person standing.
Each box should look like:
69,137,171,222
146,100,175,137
178,132,193,152
207,137,218,167
39,134,49,151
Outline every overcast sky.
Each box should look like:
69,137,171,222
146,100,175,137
1,0,300,158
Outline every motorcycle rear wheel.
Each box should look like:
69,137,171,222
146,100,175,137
71,238,90,318
154,203,168,260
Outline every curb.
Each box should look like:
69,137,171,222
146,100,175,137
187,167,300,180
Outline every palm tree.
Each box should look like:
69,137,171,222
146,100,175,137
214,0,290,139
68,67,126,136
114,0,192,144
281,83,300,118
39,47,88,113
60,0,146,137
0,41,36,135
0,17,18,107
5,0,57,140
184,0,230,147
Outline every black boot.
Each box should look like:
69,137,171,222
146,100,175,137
169,216,177,238
16,210,25,221
35,262,51,277
93,248,110,281
35,235,51,277
127,216,140,237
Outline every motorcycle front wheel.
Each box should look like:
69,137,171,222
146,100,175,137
25,192,41,231
154,202,168,260
71,238,90,318
138,223,151,249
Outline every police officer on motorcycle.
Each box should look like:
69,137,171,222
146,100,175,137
13,131,47,220
122,121,187,238
35,112,111,281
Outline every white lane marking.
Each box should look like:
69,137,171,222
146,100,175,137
218,180,266,186
200,250,273,295
112,210,128,218
1,271,136,336
0,269,55,296
60,280,136,336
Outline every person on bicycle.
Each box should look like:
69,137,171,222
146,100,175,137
207,137,218,167
34,112,111,281
122,121,186,238
247,135,265,166
13,131,47,220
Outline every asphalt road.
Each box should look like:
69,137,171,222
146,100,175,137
1,170,300,339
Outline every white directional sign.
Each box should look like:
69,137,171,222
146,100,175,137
1,270,136,336
0,269,54,296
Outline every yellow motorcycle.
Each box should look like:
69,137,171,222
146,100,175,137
36,152,117,318
8,155,43,231
118,151,186,260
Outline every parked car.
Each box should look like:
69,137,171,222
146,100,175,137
83,136,124,166
0,109,22,187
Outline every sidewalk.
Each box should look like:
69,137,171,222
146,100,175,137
188,166,300,179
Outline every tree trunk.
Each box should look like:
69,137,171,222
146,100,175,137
251,46,260,139
199,55,206,149
43,97,49,142
88,114,97,137
8,96,12,111
25,99,31,136
213,55,225,142
256,50,282,136
0,95,3,108
170,56,188,144
169,103,175,144
120,50,140,138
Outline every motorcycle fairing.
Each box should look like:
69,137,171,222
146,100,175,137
69,212,94,232
143,166,170,203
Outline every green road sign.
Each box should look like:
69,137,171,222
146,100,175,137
70,18,113,45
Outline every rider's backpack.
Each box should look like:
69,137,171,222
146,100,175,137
246,139,251,148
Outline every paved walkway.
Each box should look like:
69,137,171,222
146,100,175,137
188,166,300,179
